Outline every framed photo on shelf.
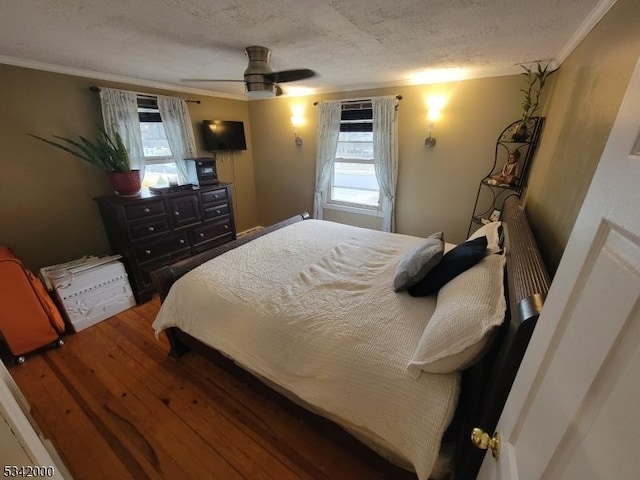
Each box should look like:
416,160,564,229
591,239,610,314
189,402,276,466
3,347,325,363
489,209,501,222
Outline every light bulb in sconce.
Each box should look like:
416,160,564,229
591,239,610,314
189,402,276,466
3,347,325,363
424,119,436,147
424,95,447,147
290,115,304,145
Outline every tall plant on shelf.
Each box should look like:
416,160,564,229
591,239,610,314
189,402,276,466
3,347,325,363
512,61,558,141
29,127,141,196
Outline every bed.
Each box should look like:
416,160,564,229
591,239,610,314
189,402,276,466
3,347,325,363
151,195,550,480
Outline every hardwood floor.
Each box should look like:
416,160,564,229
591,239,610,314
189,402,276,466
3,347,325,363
8,298,418,480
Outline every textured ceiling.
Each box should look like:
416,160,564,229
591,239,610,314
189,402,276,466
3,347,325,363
0,0,608,99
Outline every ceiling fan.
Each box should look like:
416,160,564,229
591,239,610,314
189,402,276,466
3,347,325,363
182,46,316,98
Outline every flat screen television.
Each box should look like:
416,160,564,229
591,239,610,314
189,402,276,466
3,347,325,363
201,120,247,152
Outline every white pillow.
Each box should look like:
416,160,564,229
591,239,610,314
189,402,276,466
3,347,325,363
407,253,506,377
468,221,502,254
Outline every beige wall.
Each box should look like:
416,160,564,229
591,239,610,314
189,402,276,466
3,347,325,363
250,76,527,243
524,0,640,274
0,64,257,270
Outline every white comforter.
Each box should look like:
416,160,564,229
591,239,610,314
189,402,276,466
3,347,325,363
152,219,460,479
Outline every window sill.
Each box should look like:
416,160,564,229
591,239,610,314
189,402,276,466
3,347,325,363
322,202,383,217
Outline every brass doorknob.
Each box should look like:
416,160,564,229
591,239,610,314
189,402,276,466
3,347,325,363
471,427,501,459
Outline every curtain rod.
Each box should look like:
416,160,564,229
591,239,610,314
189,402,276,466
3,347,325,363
313,94,402,106
89,86,201,104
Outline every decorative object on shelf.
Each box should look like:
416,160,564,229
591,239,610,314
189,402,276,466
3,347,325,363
488,149,521,186
468,117,544,236
512,61,557,141
29,127,141,196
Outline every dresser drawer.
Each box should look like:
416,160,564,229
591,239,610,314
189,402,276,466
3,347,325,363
124,200,165,222
203,202,230,221
165,233,189,253
191,218,232,246
201,187,228,205
129,219,170,241
168,194,201,229
134,232,189,264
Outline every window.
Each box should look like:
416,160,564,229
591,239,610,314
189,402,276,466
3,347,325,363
327,102,380,209
137,97,178,187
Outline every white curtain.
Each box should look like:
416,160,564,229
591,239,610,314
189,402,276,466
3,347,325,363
98,88,145,177
313,101,341,219
372,96,399,232
157,95,198,184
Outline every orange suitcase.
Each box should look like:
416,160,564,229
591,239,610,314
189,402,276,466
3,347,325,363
0,246,65,363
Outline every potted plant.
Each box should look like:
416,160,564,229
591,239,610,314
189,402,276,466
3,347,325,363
512,61,558,141
29,127,141,196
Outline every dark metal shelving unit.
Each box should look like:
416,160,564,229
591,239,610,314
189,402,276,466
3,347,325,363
468,117,544,236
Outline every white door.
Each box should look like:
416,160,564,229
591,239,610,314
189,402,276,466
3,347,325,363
478,54,640,480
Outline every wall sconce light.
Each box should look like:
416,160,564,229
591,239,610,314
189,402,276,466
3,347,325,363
424,118,437,147
424,95,447,147
291,115,304,145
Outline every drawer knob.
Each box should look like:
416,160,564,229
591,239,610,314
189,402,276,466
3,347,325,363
224,225,229,230
174,211,180,216
199,232,205,237
148,226,155,232
145,249,151,255
213,194,219,199
215,209,221,214
143,207,150,213
178,239,185,244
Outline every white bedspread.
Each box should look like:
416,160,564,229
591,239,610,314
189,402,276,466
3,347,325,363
152,219,460,479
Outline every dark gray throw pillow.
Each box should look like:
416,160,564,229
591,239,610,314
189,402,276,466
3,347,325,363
393,232,444,291
408,236,488,297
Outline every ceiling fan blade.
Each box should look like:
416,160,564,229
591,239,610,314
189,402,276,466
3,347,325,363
265,69,316,83
180,79,246,83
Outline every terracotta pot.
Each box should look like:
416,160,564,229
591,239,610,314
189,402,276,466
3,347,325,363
108,170,141,196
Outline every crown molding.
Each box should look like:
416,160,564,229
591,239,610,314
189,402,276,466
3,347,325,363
555,0,617,64
0,55,248,101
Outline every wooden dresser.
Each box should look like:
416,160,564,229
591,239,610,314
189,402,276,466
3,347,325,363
95,183,235,303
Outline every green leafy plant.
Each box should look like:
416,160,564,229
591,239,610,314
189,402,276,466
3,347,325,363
518,61,558,124
29,127,131,172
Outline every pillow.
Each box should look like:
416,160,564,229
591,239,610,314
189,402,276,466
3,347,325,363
408,236,487,297
393,232,444,291
407,253,506,377
468,221,502,254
